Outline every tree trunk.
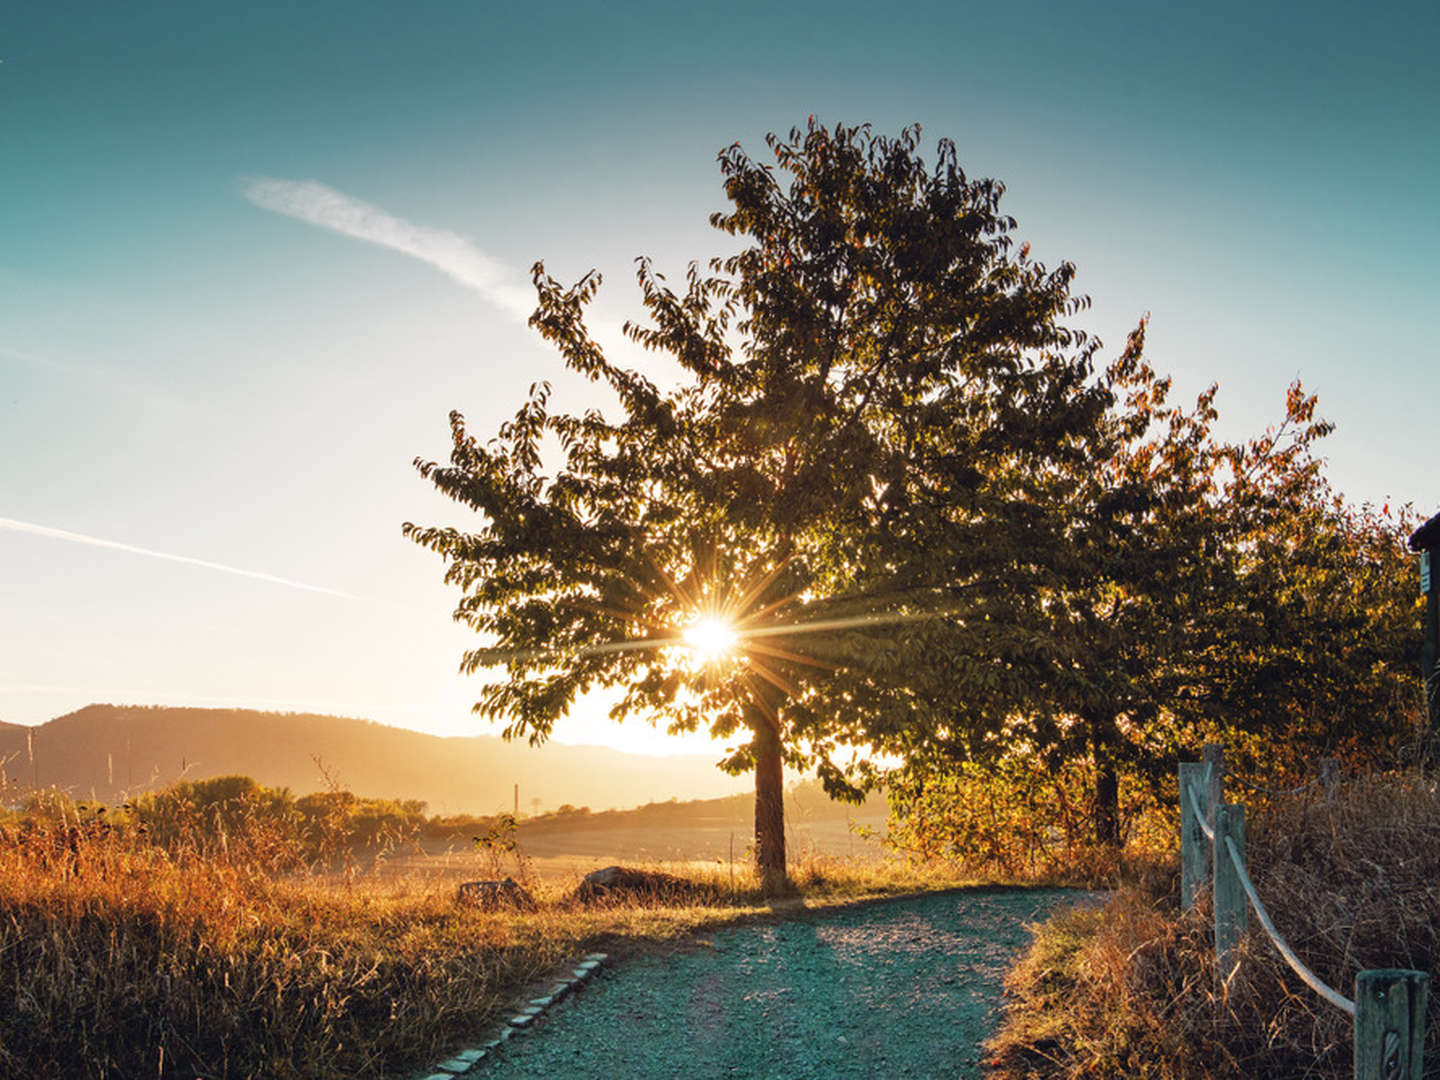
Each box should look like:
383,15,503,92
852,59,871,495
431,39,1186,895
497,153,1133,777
1084,707,1122,848
1094,761,1120,847
746,699,787,896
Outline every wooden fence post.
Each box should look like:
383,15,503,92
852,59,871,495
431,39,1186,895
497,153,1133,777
1212,801,1247,982
1354,969,1429,1080
1322,757,1339,800
1202,743,1225,831
1179,761,1209,911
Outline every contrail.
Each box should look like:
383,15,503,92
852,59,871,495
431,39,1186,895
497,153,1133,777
241,178,535,321
0,517,356,599
1,346,190,411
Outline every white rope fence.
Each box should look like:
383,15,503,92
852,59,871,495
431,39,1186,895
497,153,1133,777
1219,831,1354,1016
1180,745,1429,1080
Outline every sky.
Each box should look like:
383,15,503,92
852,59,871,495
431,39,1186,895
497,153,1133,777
2,1,1436,760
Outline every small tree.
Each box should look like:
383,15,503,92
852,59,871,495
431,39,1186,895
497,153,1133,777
892,341,1425,852
406,121,1109,892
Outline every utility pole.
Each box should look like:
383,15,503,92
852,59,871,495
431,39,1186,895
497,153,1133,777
1410,512,1440,761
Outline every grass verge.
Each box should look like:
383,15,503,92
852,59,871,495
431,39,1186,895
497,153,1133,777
987,771,1440,1079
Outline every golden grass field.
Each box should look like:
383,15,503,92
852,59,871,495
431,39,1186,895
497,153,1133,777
0,797,952,1080
10,768,1437,1079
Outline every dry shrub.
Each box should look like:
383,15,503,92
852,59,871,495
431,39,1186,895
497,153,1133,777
0,818,571,1079
989,770,1440,1078
569,865,725,907
988,886,1228,1078
1236,771,1440,1073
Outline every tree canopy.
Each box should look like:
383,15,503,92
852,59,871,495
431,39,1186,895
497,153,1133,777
407,120,1425,884
889,345,1426,856
406,120,1116,890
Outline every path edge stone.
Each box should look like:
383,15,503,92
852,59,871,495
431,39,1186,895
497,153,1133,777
407,951,609,1078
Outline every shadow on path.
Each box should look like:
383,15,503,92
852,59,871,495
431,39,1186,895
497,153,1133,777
477,887,1097,1080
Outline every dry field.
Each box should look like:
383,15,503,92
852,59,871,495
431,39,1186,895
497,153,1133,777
0,801,931,1080
378,812,891,889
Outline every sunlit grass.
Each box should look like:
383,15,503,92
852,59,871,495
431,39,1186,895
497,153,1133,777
0,806,983,1080
987,771,1440,1078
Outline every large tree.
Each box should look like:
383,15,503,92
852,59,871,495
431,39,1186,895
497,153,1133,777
405,121,1110,892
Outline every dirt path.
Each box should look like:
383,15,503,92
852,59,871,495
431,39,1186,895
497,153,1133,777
477,887,1095,1079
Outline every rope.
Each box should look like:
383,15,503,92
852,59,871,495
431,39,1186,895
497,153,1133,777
1223,771,1325,798
1222,833,1355,1016
1187,781,1215,841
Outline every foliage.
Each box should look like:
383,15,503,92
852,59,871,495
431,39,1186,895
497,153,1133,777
121,775,429,868
406,119,1113,886
472,811,531,881
892,323,1426,848
883,753,1168,880
1194,486,1425,775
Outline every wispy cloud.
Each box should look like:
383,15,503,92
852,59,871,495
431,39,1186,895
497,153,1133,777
242,178,535,321
0,517,356,599
1,346,191,411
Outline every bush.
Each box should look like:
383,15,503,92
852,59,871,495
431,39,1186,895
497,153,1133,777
884,755,1170,882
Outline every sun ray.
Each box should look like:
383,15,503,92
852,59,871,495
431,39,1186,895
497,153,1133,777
647,552,704,617
738,671,783,733
566,597,671,634
740,637,842,672
723,555,798,624
471,597,972,669
744,655,799,698
733,585,808,629
744,606,968,640
477,632,682,666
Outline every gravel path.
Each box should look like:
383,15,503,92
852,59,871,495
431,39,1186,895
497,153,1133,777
479,887,1093,1080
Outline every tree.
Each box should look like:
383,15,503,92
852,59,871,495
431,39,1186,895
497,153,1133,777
883,319,1231,849
890,343,1425,854
1192,415,1425,774
405,120,1111,892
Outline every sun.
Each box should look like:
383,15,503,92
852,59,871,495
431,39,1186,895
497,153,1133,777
682,615,739,662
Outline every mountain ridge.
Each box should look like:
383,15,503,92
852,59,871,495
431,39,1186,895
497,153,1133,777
0,704,749,814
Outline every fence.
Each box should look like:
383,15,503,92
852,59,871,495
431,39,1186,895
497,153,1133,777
1180,745,1430,1080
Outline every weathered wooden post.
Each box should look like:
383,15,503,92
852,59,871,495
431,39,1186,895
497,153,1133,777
1410,512,1440,763
1202,743,1225,831
1354,969,1429,1080
1212,801,1247,982
1322,757,1339,800
1178,761,1209,910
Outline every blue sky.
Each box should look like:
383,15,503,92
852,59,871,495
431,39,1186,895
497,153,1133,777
2,1,1436,757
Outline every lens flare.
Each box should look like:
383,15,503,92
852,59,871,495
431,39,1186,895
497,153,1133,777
682,616,739,661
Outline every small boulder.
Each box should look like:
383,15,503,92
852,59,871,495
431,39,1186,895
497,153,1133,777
572,865,720,906
457,877,537,911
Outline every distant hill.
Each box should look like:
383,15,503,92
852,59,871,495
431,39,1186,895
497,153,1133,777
0,704,750,814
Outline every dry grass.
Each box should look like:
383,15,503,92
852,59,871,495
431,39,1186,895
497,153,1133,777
0,804,976,1080
988,771,1440,1079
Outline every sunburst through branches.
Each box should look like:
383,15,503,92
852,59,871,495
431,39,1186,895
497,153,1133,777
472,546,962,701
681,615,739,665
